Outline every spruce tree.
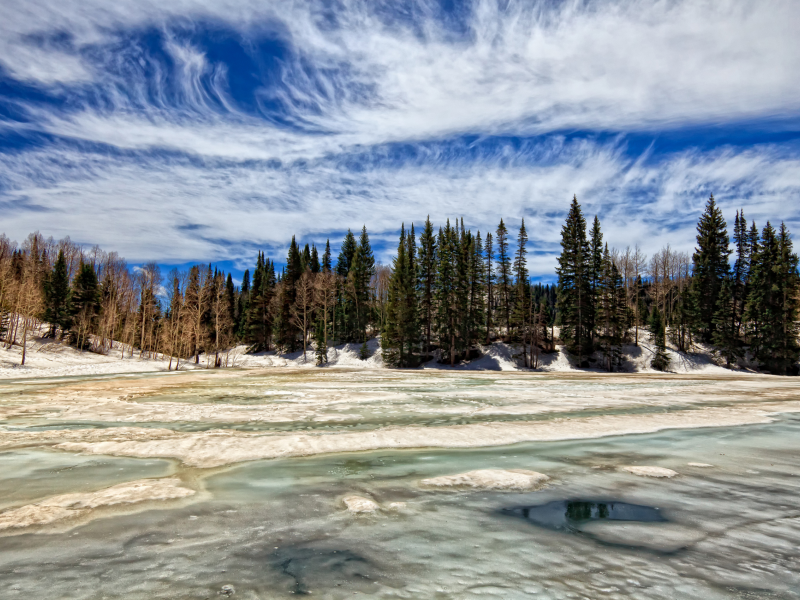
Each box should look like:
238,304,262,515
588,216,603,348
712,277,739,368
301,244,311,273
435,222,459,366
556,195,592,365
689,194,731,343
310,245,320,273
776,222,800,374
649,306,670,371
511,219,529,333
598,244,626,371
495,219,512,335
314,319,327,365
731,210,749,338
417,216,437,355
71,261,100,349
484,232,494,344
43,249,71,338
468,232,486,348
383,226,418,367
322,240,332,273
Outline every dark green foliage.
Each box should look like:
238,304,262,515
322,240,332,273
359,341,370,360
712,277,739,368
310,245,320,274
689,194,731,343
495,219,512,334
417,216,437,354
246,253,275,350
383,226,418,367
745,222,800,374
436,222,459,365
588,215,603,347
43,249,71,338
649,306,670,371
511,219,529,334
556,195,592,365
314,319,327,365
597,244,627,371
71,261,100,349
484,232,494,343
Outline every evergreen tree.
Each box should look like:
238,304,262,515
746,222,800,374
731,210,749,338
511,219,529,333
712,277,739,368
314,319,327,365
71,261,100,349
383,226,418,367
689,194,731,343
495,219,512,335
588,216,603,348
484,232,494,344
43,249,71,338
237,269,250,338
468,232,486,348
417,216,437,355
556,196,592,365
322,240,332,273
436,222,459,366
301,244,311,272
225,273,236,333
598,244,626,371
649,306,670,371
350,226,375,342
310,245,320,274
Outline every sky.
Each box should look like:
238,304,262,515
1,0,799,282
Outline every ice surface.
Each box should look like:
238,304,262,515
1,368,800,598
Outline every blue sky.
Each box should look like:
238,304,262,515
1,0,799,282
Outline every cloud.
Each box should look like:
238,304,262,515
1,0,799,279
1,137,799,278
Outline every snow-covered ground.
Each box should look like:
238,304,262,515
0,328,754,380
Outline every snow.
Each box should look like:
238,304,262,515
342,495,380,513
0,477,195,532
621,466,679,478
419,469,549,491
0,327,764,379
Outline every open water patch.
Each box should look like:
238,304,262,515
503,500,666,532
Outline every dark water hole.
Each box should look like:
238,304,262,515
503,500,666,531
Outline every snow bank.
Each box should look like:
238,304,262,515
37,401,800,467
420,469,549,491
0,477,195,532
621,466,678,478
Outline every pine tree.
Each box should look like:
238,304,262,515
511,219,529,332
495,219,512,335
310,245,320,274
43,249,71,338
598,244,626,371
417,216,437,356
71,261,100,349
712,277,739,368
747,222,800,374
436,222,459,366
468,232,486,348
556,195,592,365
731,210,749,339
484,232,494,344
649,306,670,371
322,240,332,273
776,223,800,374
588,216,603,348
383,226,418,367
689,194,731,343
314,319,327,365
301,244,311,273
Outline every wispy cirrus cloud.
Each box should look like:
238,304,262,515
0,0,799,277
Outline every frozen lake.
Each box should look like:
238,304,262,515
1,369,799,598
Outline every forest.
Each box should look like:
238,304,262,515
1,195,798,374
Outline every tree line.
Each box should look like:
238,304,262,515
1,194,798,373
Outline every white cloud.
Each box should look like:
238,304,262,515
2,139,799,277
